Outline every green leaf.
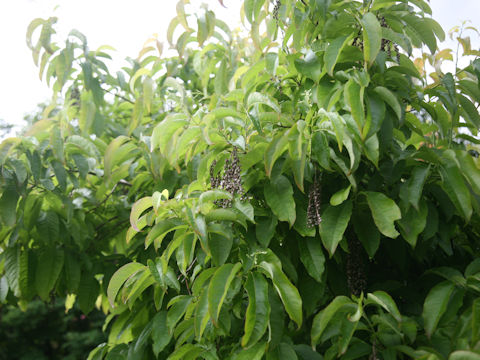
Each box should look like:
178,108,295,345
130,197,152,232
319,201,353,256
208,233,233,266
247,92,281,113
352,206,380,258
151,115,188,153
325,35,353,76
194,288,210,341
422,281,455,338
405,165,430,210
373,86,402,120
104,135,130,180
267,343,299,360
367,291,401,322
398,201,428,248
199,189,232,205
208,263,242,325
107,262,145,306
35,247,64,301
0,185,19,227
366,191,401,238
256,216,277,247
361,13,382,65
455,150,480,195
440,164,473,221
264,175,296,226
449,351,480,360
77,272,100,314
345,79,365,131
4,246,20,296
288,122,308,192
51,160,67,190
299,238,325,282
258,253,302,328
330,185,351,206
264,130,289,177
311,296,356,347
232,341,266,360
242,272,270,348
294,51,324,82
167,295,192,332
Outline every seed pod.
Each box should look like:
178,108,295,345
211,148,245,208
307,172,322,227
346,236,367,296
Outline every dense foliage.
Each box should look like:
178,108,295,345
1,0,480,358
0,300,105,360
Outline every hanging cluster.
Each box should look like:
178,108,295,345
273,0,281,21
307,172,322,227
346,236,367,297
353,16,400,62
210,147,245,208
379,16,400,62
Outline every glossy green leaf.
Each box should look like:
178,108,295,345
208,233,233,266
264,130,289,177
194,288,210,341
440,164,473,221
352,206,380,258
208,263,242,325
361,13,382,65
151,115,188,153
0,185,19,227
373,86,402,120
367,291,401,322
294,51,323,82
422,281,455,338
258,255,302,328
232,341,266,360
319,201,353,256
366,191,401,238
299,237,325,282
130,197,152,231
345,79,364,130
449,351,480,360
242,272,270,348
35,247,64,301
325,35,352,76
311,296,355,347
264,175,296,226
330,185,351,206
107,262,145,306
398,201,428,247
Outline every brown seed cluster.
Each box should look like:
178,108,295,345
273,0,281,21
353,16,400,62
379,16,400,62
210,147,245,208
307,172,322,227
346,236,367,296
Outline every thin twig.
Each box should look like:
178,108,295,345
104,88,134,104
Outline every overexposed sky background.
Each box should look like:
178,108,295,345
1,0,480,134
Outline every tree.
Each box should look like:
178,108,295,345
1,0,480,358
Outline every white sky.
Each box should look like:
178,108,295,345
1,0,480,133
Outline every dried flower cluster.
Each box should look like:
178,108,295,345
353,16,400,62
273,0,281,21
210,147,245,207
379,16,400,62
346,236,367,296
307,172,322,227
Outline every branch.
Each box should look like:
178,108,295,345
104,88,134,104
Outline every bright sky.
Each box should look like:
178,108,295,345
1,0,479,134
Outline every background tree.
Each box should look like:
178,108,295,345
1,0,480,359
